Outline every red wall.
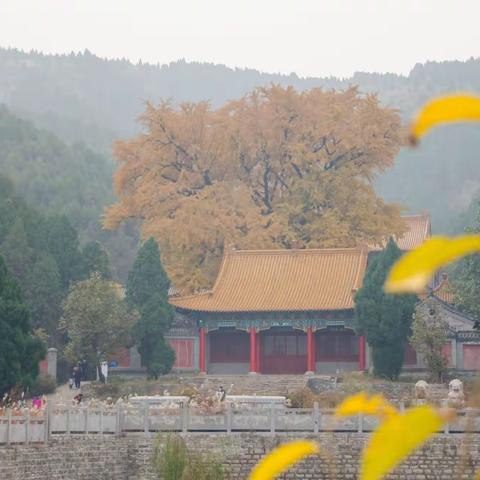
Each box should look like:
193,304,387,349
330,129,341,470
39,359,48,375
112,347,131,367
169,338,194,368
463,345,480,370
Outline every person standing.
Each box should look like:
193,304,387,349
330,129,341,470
73,363,82,389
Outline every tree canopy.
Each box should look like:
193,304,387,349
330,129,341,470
60,272,137,381
126,238,175,378
4,48,480,236
453,207,480,318
106,86,404,291
354,238,417,379
0,106,139,282
410,297,448,382
0,254,45,396
0,176,115,345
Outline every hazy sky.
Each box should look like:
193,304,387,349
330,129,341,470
1,0,479,78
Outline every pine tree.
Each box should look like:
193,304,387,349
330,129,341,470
0,183,63,345
354,238,417,380
45,215,84,290
0,254,45,396
126,238,174,378
24,252,63,343
82,241,111,279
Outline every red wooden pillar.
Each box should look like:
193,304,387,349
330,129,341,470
249,327,257,374
255,332,261,374
306,327,315,374
359,335,366,372
199,327,206,374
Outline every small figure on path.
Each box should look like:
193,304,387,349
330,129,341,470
73,393,83,404
73,363,82,389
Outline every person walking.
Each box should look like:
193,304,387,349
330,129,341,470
73,363,82,389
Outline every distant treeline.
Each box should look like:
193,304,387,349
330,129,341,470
1,47,480,244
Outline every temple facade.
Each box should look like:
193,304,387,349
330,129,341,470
110,213,480,375
170,247,368,375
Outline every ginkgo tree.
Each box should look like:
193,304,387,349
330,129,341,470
247,94,480,480
105,85,405,292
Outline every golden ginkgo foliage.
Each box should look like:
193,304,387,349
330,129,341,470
105,85,405,292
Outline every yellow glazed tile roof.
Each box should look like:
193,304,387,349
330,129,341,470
419,273,455,304
170,248,368,313
370,213,431,251
434,276,455,304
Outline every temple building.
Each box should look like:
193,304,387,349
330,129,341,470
170,247,368,375
110,212,480,375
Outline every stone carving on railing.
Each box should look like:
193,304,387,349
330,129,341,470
414,380,429,405
447,379,465,408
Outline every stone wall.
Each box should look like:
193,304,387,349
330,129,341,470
2,432,480,480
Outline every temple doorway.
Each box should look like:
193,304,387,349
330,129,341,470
259,328,307,374
208,328,250,374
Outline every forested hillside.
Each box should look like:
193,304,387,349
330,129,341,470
0,107,139,280
1,47,480,237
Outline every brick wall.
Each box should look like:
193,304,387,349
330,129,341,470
1,432,479,480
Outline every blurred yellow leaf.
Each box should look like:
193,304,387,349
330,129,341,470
361,405,445,480
385,235,480,294
410,94,480,143
335,392,397,417
249,440,319,480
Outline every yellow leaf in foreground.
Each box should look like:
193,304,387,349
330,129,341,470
385,235,480,294
249,440,319,480
361,405,444,480
335,392,397,418
410,94,480,143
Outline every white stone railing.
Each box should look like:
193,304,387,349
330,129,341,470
2,403,480,444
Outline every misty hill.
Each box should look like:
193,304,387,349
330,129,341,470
0,106,139,280
1,47,480,232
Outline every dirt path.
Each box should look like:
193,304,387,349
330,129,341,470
47,381,90,405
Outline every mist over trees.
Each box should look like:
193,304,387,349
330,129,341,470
0,106,139,281
1,48,480,234
1,47,480,277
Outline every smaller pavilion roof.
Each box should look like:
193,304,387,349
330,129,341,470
170,247,368,313
420,272,455,304
369,213,431,252
432,273,455,304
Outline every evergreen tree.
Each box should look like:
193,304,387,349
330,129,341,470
45,215,84,289
126,238,174,378
82,240,111,279
24,252,62,342
354,238,417,380
0,182,63,344
0,254,45,396
453,207,480,318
